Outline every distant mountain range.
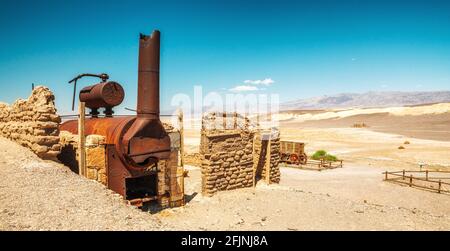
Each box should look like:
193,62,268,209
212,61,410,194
281,91,450,110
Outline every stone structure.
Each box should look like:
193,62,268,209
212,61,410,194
253,130,281,183
200,112,280,196
200,129,255,196
59,132,108,185
0,86,61,160
58,123,184,208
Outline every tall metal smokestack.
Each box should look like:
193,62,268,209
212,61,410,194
137,30,160,119
121,29,170,166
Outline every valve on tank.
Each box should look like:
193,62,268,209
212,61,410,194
68,73,125,117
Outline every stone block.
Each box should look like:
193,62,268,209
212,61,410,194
86,146,106,168
86,168,98,180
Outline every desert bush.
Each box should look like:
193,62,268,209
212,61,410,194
311,150,338,161
398,146,405,149
404,141,410,144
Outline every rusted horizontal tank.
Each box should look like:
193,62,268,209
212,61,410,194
60,30,171,203
79,81,125,110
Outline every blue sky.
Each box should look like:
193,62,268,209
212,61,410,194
1,0,450,114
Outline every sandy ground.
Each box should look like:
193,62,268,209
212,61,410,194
276,103,450,121
158,164,450,230
278,103,450,141
0,137,170,230
2,105,450,230
280,127,450,170
281,113,450,141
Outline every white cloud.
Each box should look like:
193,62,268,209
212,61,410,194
244,78,275,86
229,85,259,92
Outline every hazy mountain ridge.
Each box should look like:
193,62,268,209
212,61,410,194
281,91,450,110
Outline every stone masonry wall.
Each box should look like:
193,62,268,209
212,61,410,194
0,86,61,160
200,112,281,196
59,132,108,185
157,124,184,207
200,129,255,196
253,130,281,184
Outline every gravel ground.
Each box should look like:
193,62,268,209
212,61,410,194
160,165,450,230
0,137,171,230
1,135,450,230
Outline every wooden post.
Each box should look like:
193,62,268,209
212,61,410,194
252,134,257,188
233,112,238,129
402,170,405,180
78,102,86,177
409,175,413,187
265,136,272,184
384,171,388,180
438,180,441,194
426,170,429,181
222,113,226,130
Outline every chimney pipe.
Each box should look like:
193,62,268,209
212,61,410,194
137,30,160,119
121,29,170,166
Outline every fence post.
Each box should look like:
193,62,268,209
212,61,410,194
426,170,428,181
384,171,388,180
265,137,272,184
402,170,405,180
409,175,412,187
438,180,442,194
233,112,237,129
78,102,86,177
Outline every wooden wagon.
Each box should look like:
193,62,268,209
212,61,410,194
280,140,308,165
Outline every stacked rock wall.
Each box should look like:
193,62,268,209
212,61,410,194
157,125,184,207
0,86,61,160
200,112,280,196
59,132,108,185
253,130,281,183
200,129,255,196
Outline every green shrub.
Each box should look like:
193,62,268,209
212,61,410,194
311,150,327,160
311,150,338,161
324,154,337,161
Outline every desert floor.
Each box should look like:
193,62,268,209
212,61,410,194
1,109,450,230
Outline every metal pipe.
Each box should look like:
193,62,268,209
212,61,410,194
137,30,160,119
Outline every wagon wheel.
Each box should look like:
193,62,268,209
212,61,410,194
298,153,307,165
289,153,300,165
280,152,290,162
